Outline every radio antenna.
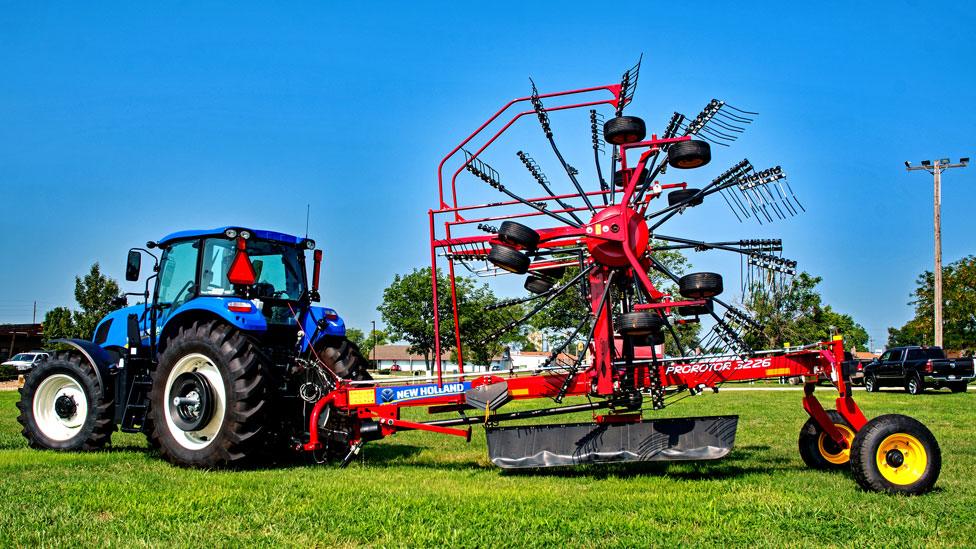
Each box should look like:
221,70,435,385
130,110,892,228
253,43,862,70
305,204,310,239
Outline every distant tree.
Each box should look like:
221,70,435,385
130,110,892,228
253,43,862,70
361,329,388,361
888,255,976,351
346,327,366,350
72,263,120,340
744,272,868,351
42,307,76,344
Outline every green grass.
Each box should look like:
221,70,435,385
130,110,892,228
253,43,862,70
1,388,974,547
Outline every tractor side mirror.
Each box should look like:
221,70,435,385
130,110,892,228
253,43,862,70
126,250,142,281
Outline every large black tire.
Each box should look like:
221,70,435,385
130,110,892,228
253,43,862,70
317,338,373,382
603,116,646,145
148,320,270,468
864,373,880,392
678,272,724,299
612,168,648,188
488,243,530,274
617,311,664,337
668,188,704,207
798,410,855,470
497,221,540,250
667,140,711,169
905,373,924,395
850,414,941,495
524,275,554,295
17,352,114,451
948,381,969,393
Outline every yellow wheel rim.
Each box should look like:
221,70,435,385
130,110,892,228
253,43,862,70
817,424,855,465
876,433,928,485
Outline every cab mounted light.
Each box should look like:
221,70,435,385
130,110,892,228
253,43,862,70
304,239,316,250
239,230,252,240
224,229,238,239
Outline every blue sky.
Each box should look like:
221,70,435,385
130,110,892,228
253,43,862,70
1,2,973,351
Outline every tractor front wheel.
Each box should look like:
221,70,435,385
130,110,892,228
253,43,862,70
17,353,115,451
149,320,270,468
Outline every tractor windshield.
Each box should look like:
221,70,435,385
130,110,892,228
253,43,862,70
200,238,306,300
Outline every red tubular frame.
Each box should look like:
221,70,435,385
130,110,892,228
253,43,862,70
304,80,871,458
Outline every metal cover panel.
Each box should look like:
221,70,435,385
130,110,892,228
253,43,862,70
486,415,738,469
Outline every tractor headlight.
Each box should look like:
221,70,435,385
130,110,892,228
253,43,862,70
305,239,316,250
224,229,238,239
239,230,251,240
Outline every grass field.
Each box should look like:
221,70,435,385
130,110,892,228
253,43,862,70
1,388,974,547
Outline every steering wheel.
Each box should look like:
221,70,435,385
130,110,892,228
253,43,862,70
170,280,194,307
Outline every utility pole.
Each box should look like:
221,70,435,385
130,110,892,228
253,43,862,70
905,157,969,348
32,301,36,324
371,320,377,365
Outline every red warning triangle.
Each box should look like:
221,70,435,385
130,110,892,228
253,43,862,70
227,239,256,285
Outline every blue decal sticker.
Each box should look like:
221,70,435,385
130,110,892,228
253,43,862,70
375,382,471,404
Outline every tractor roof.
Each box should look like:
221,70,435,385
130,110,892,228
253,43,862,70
156,226,306,247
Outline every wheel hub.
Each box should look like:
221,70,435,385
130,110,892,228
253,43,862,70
584,205,648,267
169,372,215,432
54,394,77,419
885,448,905,468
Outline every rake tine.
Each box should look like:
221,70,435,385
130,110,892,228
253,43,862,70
723,102,759,116
719,189,744,222
708,117,747,133
699,125,739,142
589,110,609,206
529,79,596,214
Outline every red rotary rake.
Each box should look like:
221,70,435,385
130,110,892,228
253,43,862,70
304,60,941,495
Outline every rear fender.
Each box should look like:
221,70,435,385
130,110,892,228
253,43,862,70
49,339,117,395
304,306,345,351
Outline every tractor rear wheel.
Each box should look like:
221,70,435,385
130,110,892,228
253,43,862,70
603,116,646,145
850,414,941,495
316,337,373,381
17,352,115,451
798,410,855,470
149,320,270,468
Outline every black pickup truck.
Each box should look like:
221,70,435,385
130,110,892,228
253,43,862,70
863,346,974,394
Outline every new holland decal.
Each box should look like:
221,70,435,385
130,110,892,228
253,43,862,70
376,382,471,404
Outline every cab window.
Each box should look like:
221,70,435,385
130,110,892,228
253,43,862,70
157,240,200,308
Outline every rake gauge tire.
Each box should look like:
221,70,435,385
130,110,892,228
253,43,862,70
497,221,540,250
603,116,646,145
617,312,664,337
17,353,114,451
488,243,530,274
798,410,855,470
850,414,941,495
668,188,705,207
524,275,554,295
149,320,270,468
667,140,711,169
612,168,649,188
678,300,713,317
678,272,724,299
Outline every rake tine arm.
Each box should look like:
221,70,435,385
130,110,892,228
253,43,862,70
517,151,585,225
555,271,615,402
476,265,594,346
589,110,609,206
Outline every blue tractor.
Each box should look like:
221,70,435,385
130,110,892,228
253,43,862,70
17,227,370,467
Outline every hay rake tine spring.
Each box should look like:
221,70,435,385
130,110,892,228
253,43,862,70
529,79,596,214
589,109,609,206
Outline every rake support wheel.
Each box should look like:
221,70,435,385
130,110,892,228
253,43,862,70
678,272,724,299
668,188,704,207
524,275,554,294
798,410,855,470
497,221,540,250
667,140,711,169
850,414,941,495
488,243,530,274
617,311,664,337
603,116,646,145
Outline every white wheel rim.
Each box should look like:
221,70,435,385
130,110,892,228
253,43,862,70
33,373,88,441
163,353,226,450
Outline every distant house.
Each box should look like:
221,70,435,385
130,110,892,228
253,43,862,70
0,324,44,359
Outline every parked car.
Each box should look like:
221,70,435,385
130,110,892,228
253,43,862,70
1,351,50,372
862,346,975,394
